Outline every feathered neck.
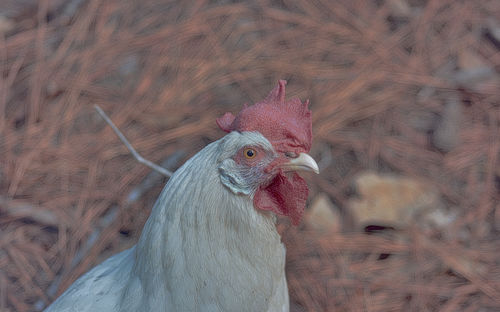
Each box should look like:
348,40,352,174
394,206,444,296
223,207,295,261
126,133,286,311
134,133,282,275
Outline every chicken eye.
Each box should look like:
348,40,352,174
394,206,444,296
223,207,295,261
244,148,257,159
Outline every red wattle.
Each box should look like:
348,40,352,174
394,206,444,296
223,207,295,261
253,172,308,226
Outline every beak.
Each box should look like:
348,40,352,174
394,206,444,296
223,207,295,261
280,153,319,174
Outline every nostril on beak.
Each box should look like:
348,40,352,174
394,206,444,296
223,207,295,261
284,151,298,158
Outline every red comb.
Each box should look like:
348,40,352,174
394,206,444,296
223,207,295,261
217,80,312,153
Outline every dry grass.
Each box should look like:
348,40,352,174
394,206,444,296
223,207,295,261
0,0,499,311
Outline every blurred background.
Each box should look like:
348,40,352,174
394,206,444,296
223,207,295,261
0,0,499,311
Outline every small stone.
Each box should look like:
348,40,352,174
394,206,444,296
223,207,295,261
118,54,139,77
432,94,462,152
0,15,14,34
458,49,486,71
46,81,61,97
422,207,457,229
306,193,341,232
454,48,496,88
387,0,411,17
406,108,436,133
349,172,439,229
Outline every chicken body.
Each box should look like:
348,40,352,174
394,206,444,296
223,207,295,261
45,131,289,312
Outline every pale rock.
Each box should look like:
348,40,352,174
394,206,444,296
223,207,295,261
420,206,460,238
0,16,13,34
118,54,139,77
306,193,341,232
406,108,435,133
422,207,458,229
458,49,486,71
432,95,462,152
349,172,439,228
387,0,411,17
455,48,496,88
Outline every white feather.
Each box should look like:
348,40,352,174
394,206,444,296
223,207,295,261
45,131,289,312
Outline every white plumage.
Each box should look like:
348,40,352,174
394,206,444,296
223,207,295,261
46,132,290,312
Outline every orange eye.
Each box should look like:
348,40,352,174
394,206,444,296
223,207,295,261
244,148,257,159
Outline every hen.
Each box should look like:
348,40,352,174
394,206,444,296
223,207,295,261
45,80,319,312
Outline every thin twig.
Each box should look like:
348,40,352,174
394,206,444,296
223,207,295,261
38,106,177,309
94,105,173,178
126,151,184,204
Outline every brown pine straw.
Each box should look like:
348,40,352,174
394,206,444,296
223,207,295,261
0,0,499,311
